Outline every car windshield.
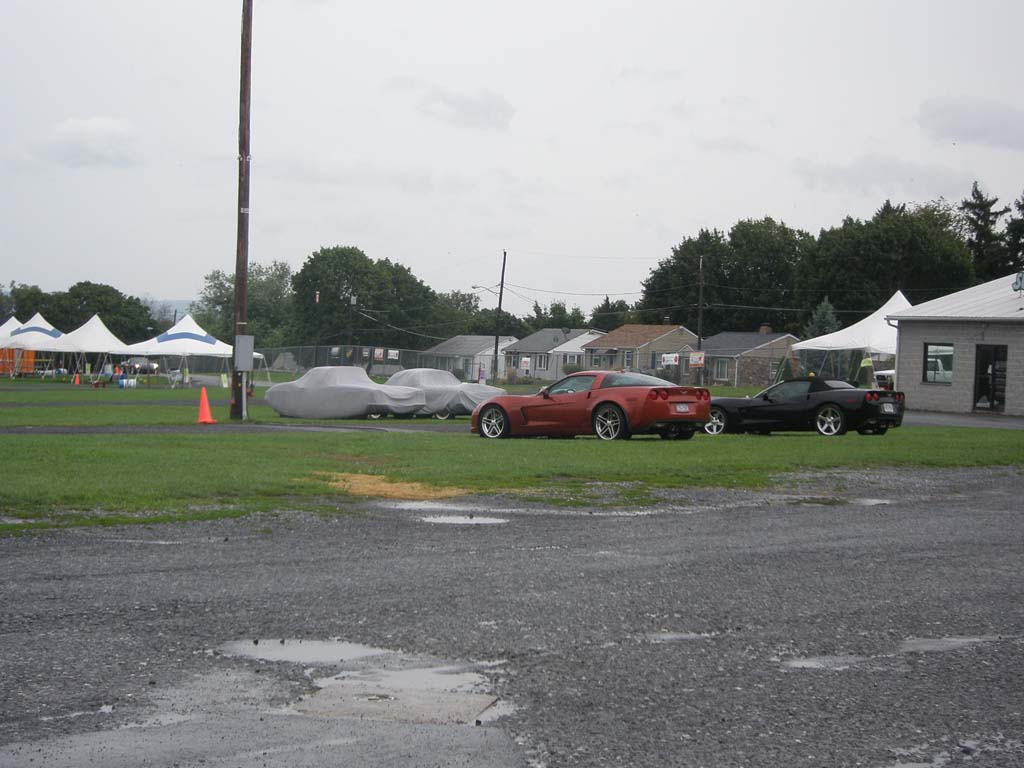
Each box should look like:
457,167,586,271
599,372,674,388
548,375,597,395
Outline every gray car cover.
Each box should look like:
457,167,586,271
385,368,506,416
266,366,425,418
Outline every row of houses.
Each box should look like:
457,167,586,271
420,271,1024,417
422,323,797,386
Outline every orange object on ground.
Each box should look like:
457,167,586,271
197,387,217,424
73,373,80,385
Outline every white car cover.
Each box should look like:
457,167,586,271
385,368,506,416
266,366,425,419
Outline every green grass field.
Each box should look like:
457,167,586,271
2,378,1022,532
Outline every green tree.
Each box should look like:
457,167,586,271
0,282,15,319
803,297,841,338
466,307,531,339
57,282,155,342
6,283,49,321
291,246,443,349
959,181,1010,281
720,217,813,334
191,260,295,347
1004,189,1024,274
801,201,972,320
546,300,586,330
588,296,633,330
637,228,732,336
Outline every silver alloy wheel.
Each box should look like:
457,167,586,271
815,405,845,436
479,406,507,438
593,405,624,440
434,410,451,420
367,412,382,420
704,407,726,435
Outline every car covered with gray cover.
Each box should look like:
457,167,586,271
265,366,425,419
385,368,506,418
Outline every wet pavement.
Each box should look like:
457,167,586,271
1,466,1023,766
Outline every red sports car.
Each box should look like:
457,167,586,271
471,371,710,440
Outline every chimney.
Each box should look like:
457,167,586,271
758,323,772,334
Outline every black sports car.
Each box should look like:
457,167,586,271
703,377,905,436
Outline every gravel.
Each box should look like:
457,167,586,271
1,466,1023,767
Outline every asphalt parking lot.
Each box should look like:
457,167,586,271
1,465,1022,767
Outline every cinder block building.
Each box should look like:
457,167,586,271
887,273,1024,416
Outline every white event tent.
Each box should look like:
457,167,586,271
123,314,267,386
4,312,65,352
0,316,22,345
787,291,911,383
57,314,132,381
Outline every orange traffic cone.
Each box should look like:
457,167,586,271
197,387,217,424
73,373,80,385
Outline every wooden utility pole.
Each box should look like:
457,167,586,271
491,250,507,383
231,0,253,419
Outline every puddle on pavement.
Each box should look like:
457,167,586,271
646,631,718,643
298,661,503,725
217,636,511,728
388,500,518,514
782,654,868,670
217,638,391,664
899,636,997,653
421,515,508,525
850,498,891,506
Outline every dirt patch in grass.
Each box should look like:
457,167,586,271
325,473,470,500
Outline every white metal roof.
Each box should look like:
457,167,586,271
550,329,605,354
887,273,1024,323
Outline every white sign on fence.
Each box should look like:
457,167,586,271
689,351,706,368
661,353,680,366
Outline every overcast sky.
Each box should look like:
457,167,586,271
3,0,1023,319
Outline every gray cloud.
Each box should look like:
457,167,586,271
608,66,682,84
383,78,515,131
917,98,1024,151
42,117,143,169
695,135,760,154
262,154,438,196
793,153,971,198
416,87,515,131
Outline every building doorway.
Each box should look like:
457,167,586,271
973,345,1007,411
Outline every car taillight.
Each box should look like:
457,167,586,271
866,392,878,401
895,392,905,402
659,389,669,400
648,389,659,400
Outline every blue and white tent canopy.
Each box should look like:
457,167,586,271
3,312,65,352
0,316,22,346
123,314,235,358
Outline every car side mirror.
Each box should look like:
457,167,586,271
541,388,550,399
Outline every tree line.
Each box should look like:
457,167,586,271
3,181,1022,350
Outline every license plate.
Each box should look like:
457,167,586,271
882,403,895,414
675,404,689,413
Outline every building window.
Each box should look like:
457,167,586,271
623,350,634,369
536,354,550,371
565,353,580,365
713,358,729,380
923,343,953,383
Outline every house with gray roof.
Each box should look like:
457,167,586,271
701,329,799,387
503,328,591,381
887,272,1024,415
420,334,518,381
